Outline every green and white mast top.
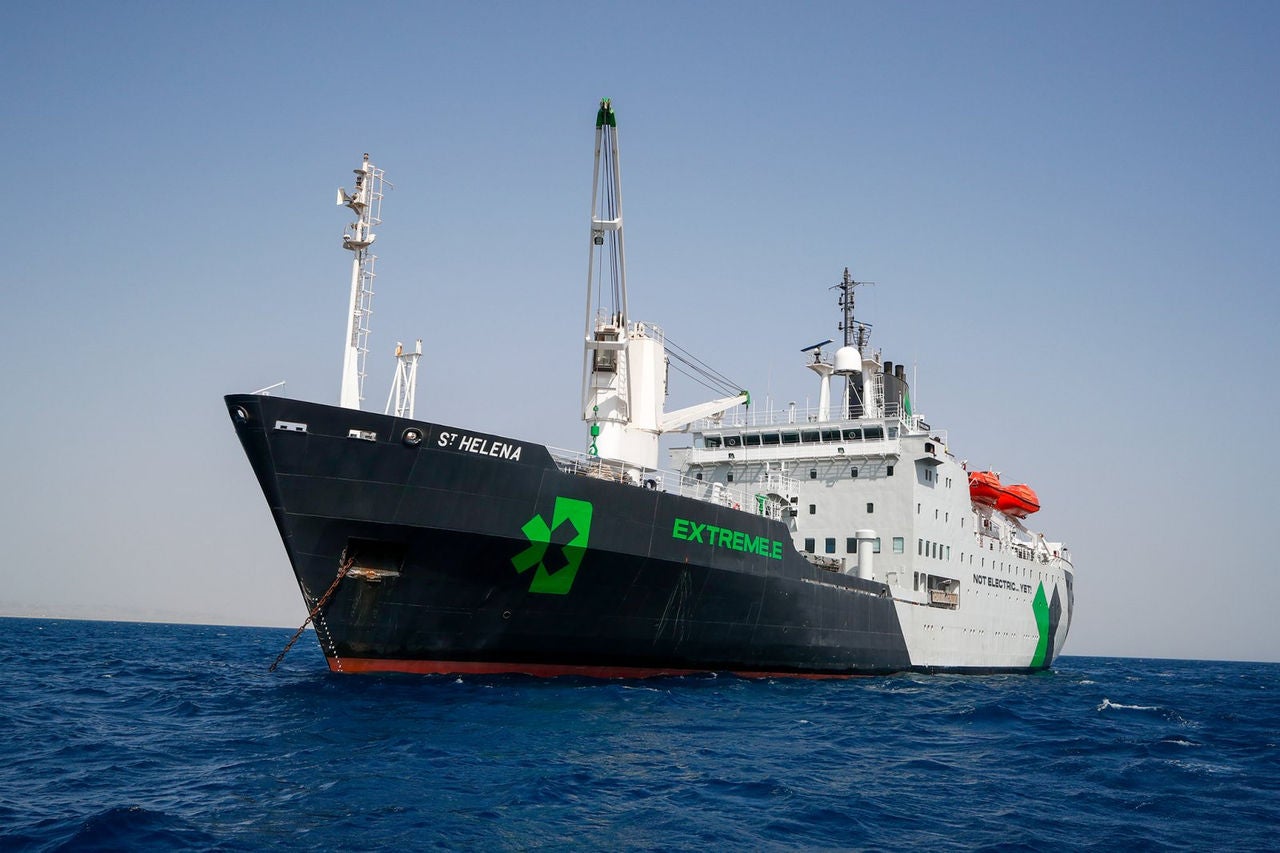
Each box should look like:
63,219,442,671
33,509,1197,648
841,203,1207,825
580,100,747,472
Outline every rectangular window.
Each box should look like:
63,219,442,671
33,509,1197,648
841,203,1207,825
846,537,857,554
893,536,905,554
804,537,815,552
918,538,923,555
825,537,836,554
873,538,881,554
809,504,816,515
727,472,734,482
866,502,874,514
851,467,858,478
809,469,817,479
913,571,919,591
887,464,895,476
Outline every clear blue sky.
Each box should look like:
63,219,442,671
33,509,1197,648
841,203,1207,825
3,2,1277,662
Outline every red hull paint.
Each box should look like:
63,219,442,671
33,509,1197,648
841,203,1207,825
331,657,863,680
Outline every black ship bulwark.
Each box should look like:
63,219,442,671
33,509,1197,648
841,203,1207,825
227,394,913,677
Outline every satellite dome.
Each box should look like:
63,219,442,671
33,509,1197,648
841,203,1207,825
833,346,861,373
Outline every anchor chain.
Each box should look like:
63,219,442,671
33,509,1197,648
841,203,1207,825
269,554,356,672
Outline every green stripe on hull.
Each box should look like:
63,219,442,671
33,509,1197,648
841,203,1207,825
1030,582,1050,667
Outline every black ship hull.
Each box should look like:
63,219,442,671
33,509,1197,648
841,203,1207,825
227,394,915,677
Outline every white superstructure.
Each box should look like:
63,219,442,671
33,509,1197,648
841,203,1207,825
668,273,1075,669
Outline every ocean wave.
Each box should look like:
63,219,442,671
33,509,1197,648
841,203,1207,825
3,621,1278,852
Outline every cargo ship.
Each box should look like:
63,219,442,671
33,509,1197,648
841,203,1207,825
227,101,1073,676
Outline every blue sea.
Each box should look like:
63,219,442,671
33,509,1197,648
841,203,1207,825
3,618,1277,851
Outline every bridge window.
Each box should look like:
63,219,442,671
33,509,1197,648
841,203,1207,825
802,430,820,443
782,432,800,445
704,436,721,448
744,434,761,446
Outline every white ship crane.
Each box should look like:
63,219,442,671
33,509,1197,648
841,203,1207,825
581,99,746,472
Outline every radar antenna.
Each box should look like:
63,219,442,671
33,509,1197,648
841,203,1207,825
336,154,389,410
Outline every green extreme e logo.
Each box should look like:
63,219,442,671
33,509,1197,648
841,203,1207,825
512,497,593,595
672,517,784,560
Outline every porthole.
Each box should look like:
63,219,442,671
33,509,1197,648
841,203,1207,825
402,428,424,446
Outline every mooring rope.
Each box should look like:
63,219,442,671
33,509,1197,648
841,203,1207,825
268,554,356,672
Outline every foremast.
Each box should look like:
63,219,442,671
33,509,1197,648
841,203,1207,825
581,99,745,472
336,154,388,410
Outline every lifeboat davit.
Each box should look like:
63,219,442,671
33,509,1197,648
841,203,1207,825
968,471,1040,517
968,471,1002,506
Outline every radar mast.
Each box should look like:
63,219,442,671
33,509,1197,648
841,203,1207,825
336,154,388,410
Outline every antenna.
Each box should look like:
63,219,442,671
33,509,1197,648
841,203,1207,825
831,267,876,419
831,267,873,350
385,340,422,419
337,153,389,410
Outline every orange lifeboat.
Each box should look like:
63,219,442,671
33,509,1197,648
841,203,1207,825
968,471,1002,506
996,484,1040,518
968,471,1041,517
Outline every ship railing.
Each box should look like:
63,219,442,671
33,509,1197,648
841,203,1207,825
252,381,287,396
547,446,789,520
691,402,905,430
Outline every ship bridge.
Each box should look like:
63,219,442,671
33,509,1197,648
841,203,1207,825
683,401,944,467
